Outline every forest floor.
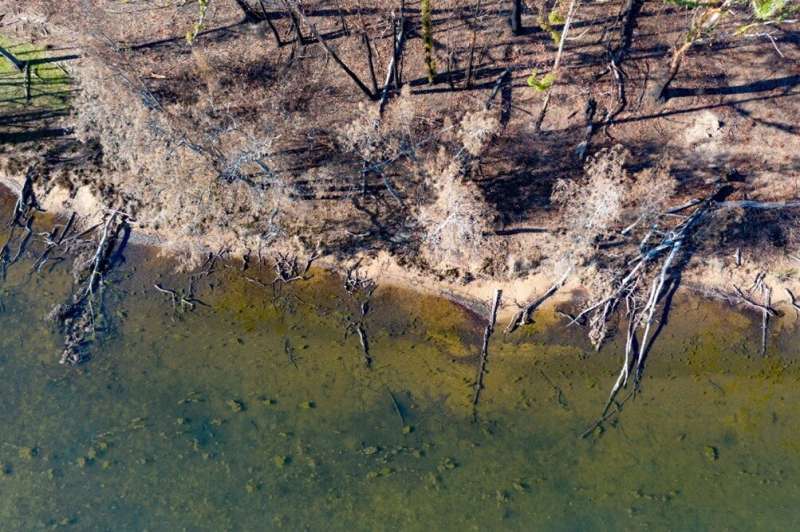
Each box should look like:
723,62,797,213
0,1,799,319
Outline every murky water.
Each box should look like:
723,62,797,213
1,206,799,531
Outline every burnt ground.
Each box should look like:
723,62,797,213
0,1,799,279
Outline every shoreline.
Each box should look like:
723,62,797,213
0,175,572,321
2,176,799,327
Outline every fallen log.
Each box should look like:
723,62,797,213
472,289,502,415
505,269,571,334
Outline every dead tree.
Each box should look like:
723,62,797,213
576,190,728,435
234,0,264,22
650,0,732,103
510,0,523,35
344,264,377,368
49,211,129,365
472,289,502,418
534,0,579,131
505,269,571,333
258,0,285,46
378,16,408,114
290,2,376,100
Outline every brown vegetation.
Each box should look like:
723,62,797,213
0,1,799,374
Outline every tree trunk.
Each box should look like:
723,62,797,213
291,4,375,100
510,0,523,35
258,0,284,46
650,41,691,104
362,33,379,95
234,0,262,22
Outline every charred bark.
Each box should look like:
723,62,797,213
510,0,523,35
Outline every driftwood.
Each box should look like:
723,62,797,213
272,251,319,285
284,337,299,368
387,388,406,428
11,168,39,227
344,264,376,368
471,289,502,415
580,190,718,435
356,322,371,367
539,369,568,409
50,211,129,365
2,167,41,278
10,217,33,263
760,284,771,356
154,280,206,312
32,212,75,273
731,285,777,317
505,269,571,334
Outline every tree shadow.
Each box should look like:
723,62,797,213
476,129,587,224
665,74,800,99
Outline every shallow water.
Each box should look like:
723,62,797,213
1,217,800,531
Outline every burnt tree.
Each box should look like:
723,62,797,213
510,0,523,35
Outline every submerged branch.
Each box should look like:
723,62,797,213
505,269,571,334
472,289,502,417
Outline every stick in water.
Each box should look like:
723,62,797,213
472,289,502,417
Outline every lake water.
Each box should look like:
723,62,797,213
1,194,799,531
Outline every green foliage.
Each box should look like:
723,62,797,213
548,10,565,25
537,16,562,45
751,0,786,19
421,0,437,83
0,35,72,111
537,4,566,45
527,69,556,92
662,0,719,8
186,0,210,44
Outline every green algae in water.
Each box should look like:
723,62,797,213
1,235,800,530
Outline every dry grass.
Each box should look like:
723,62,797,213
1,0,798,294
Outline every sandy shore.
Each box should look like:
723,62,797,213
3,175,800,326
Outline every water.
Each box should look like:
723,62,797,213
1,204,799,530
